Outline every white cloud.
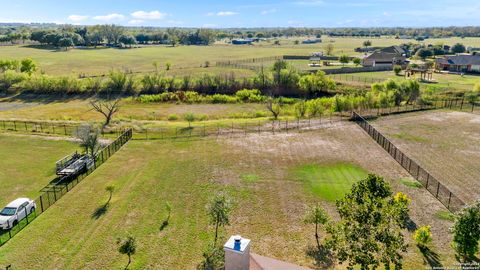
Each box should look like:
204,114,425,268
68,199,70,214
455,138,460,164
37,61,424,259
208,11,238,16
131,10,167,20
261,9,277,15
93,13,125,21
128,19,144,25
68,15,89,22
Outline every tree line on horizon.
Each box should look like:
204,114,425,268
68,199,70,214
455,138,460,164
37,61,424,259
3,25,480,47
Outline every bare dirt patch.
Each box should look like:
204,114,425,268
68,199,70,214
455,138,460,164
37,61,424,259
221,122,456,268
372,110,480,204
0,101,39,111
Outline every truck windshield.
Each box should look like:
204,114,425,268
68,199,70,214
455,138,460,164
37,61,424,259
0,207,16,216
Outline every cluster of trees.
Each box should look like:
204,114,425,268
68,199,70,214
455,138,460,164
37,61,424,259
29,25,136,49
0,58,37,74
322,26,480,38
0,59,338,96
414,43,467,59
371,79,421,106
135,28,216,46
27,26,219,49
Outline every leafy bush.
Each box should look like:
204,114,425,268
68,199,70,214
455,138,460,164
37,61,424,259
451,201,480,261
413,226,433,247
0,70,27,90
0,59,20,73
294,100,307,118
20,58,37,75
235,89,265,102
210,94,237,104
277,97,297,104
393,65,402,75
167,114,178,121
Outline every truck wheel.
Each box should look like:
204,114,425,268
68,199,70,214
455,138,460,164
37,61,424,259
12,220,18,228
30,207,35,214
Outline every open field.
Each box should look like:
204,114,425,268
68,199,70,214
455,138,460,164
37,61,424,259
2,37,480,77
0,123,458,269
0,134,78,207
372,110,480,204
0,97,270,123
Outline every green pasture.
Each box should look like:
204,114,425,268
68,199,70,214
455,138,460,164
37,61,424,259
293,163,369,202
2,36,480,77
0,134,78,207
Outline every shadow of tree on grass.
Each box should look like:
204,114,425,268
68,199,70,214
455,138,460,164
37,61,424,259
91,204,109,220
419,246,443,268
306,244,334,269
159,220,169,231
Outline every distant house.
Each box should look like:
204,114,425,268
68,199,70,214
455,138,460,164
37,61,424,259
232,39,253,45
362,46,407,67
435,54,480,73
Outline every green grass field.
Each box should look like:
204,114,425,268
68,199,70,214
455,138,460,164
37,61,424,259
293,163,369,201
2,36,480,77
0,122,461,269
0,134,78,207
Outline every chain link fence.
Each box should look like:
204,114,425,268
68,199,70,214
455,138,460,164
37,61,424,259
0,129,133,247
352,112,465,212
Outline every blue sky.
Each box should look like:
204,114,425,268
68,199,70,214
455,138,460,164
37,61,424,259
1,0,479,28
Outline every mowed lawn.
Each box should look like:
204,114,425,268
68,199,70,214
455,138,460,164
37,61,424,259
294,163,369,201
0,134,78,207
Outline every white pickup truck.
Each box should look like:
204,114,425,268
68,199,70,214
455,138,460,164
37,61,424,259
0,198,36,230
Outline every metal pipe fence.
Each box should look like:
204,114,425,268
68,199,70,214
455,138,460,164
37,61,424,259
352,112,465,213
0,101,448,141
0,129,133,247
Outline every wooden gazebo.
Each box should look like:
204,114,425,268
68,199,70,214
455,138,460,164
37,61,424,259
405,68,433,81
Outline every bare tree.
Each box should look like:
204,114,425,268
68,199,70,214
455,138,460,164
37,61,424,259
266,98,281,120
90,99,121,128
75,124,100,157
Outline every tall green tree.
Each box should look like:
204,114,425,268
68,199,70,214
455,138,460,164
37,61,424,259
339,54,350,66
363,40,372,49
326,174,409,270
207,193,232,245
304,204,329,249
451,43,466,54
20,58,37,75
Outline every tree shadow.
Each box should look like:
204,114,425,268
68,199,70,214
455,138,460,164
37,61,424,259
419,246,443,268
455,254,480,264
91,204,109,220
159,220,169,231
406,217,417,232
306,244,334,269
